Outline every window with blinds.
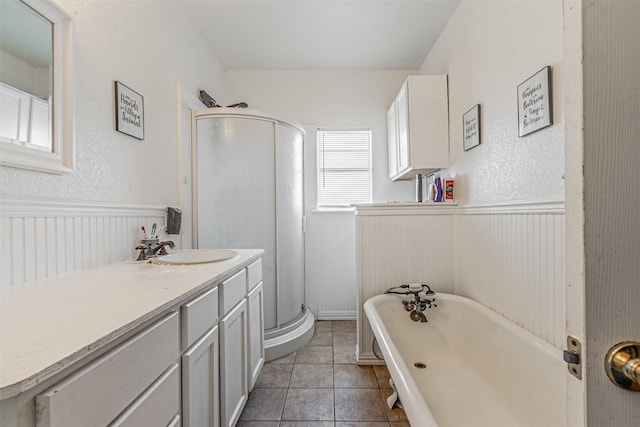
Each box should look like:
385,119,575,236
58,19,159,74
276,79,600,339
316,129,372,207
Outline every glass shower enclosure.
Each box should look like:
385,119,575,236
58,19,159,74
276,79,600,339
193,108,314,360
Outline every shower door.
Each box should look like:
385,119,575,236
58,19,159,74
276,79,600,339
195,117,278,329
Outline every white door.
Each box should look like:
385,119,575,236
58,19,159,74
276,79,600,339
247,282,265,391
565,1,640,425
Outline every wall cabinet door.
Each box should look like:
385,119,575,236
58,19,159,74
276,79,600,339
247,282,265,391
387,102,398,179
220,300,248,427
182,325,219,427
395,81,410,175
387,75,449,180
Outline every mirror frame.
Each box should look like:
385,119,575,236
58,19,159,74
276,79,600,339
0,0,74,174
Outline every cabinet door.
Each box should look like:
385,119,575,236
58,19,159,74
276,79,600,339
387,103,398,179
220,300,248,427
247,282,265,391
182,326,219,427
395,82,410,174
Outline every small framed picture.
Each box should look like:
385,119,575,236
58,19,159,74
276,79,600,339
517,66,552,137
115,81,144,140
463,104,481,151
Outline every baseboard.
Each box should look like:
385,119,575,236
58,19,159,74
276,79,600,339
316,311,357,321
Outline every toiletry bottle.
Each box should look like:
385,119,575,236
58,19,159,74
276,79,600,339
445,175,454,201
416,174,423,202
434,176,443,202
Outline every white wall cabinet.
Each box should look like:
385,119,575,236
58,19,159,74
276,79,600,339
387,75,449,180
220,299,248,427
0,82,49,148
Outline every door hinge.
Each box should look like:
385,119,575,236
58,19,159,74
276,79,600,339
564,336,582,380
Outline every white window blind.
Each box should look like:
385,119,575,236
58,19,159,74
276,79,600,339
317,129,372,207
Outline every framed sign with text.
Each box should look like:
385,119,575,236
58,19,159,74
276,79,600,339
517,66,552,137
115,81,144,140
463,104,481,151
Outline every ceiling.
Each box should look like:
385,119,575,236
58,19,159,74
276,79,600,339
0,0,52,68
179,0,460,70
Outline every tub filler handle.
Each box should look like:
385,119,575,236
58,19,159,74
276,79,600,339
385,283,436,323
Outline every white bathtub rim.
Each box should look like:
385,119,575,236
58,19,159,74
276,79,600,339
364,292,564,427
364,295,438,427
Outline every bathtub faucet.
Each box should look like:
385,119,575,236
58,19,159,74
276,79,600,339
384,283,437,323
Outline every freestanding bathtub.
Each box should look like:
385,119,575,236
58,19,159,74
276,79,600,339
364,293,566,427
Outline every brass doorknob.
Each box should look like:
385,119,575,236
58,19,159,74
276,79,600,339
605,342,640,391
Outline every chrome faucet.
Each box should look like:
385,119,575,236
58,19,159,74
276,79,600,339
385,283,437,323
150,240,175,256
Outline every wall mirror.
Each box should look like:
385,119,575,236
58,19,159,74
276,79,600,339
0,0,74,174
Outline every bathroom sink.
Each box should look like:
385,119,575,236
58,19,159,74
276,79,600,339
152,249,238,265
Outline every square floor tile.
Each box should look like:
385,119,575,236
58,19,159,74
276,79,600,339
314,321,333,331
379,389,408,422
332,320,356,331
306,331,333,346
373,365,392,389
237,422,280,427
268,351,297,365
282,388,334,421
281,422,335,427
295,346,333,364
290,364,334,388
333,344,357,364
333,331,356,346
255,363,293,388
334,388,388,422
239,388,287,421
334,365,378,389
336,423,390,427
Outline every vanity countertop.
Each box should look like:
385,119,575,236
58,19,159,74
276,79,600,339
0,249,264,399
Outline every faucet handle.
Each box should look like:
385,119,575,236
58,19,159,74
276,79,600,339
135,244,149,261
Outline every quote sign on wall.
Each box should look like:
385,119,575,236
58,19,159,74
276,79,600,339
463,104,481,151
115,81,144,140
517,66,552,137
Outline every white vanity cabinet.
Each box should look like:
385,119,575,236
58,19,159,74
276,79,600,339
246,259,265,391
387,75,449,180
0,251,264,427
181,287,220,427
219,270,249,427
35,312,180,427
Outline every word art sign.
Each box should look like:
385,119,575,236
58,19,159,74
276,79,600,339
115,81,144,140
463,104,481,151
517,66,552,137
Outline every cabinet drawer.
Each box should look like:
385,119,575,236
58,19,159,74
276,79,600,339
109,363,180,426
221,269,247,314
247,259,262,292
36,312,180,427
182,286,218,350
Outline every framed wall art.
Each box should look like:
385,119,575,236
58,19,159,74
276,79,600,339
517,66,552,137
463,104,481,151
115,81,144,140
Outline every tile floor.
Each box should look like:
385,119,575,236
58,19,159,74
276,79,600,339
238,320,410,427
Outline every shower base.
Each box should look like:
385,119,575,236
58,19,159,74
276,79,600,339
264,305,315,361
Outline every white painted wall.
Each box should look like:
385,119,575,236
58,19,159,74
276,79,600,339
0,50,50,98
225,70,418,204
225,70,419,317
420,0,564,205
0,0,225,207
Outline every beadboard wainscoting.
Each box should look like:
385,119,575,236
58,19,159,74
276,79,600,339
304,210,357,319
454,201,566,348
0,199,169,287
355,204,457,364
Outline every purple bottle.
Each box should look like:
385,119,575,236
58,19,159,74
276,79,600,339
434,176,443,202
